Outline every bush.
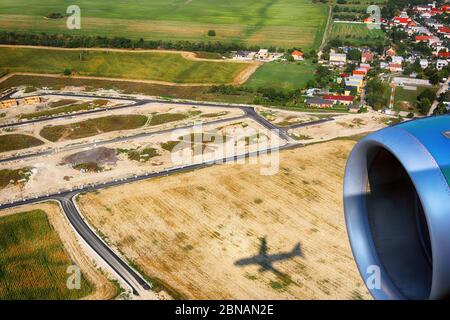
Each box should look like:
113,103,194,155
207,30,216,37
63,68,72,76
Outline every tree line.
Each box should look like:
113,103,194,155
0,31,283,54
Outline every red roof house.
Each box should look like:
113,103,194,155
438,51,450,58
416,35,431,42
361,52,374,63
393,17,411,25
323,95,355,105
291,50,304,61
438,27,450,34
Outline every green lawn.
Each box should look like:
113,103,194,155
245,61,316,90
329,22,385,46
394,86,439,113
0,134,44,153
0,210,92,299
0,47,248,84
0,0,328,49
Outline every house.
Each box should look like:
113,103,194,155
353,69,367,76
437,60,449,71
233,51,255,61
392,77,432,87
0,99,19,109
389,63,403,72
329,52,347,66
380,62,389,69
323,95,355,106
23,96,42,105
359,63,371,72
392,56,404,65
361,52,374,63
438,51,450,59
420,59,429,69
438,26,450,38
291,50,304,61
386,48,396,57
424,18,443,29
255,49,269,60
393,17,412,26
415,35,432,42
348,104,360,113
305,98,334,108
345,76,364,93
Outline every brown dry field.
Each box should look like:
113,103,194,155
77,139,371,300
0,202,118,300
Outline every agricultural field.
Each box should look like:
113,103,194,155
329,22,385,46
0,134,44,153
0,209,92,299
77,139,371,300
40,114,148,142
0,47,249,84
246,61,317,90
0,0,329,49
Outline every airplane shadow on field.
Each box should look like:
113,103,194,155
234,237,303,281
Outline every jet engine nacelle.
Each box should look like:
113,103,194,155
343,115,450,300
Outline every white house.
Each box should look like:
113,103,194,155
420,59,429,69
437,59,449,70
329,52,347,66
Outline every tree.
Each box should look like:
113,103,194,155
347,49,361,62
365,79,387,110
434,102,449,115
63,68,72,76
207,30,216,37
417,98,431,115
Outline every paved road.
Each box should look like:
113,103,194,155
428,77,449,116
284,118,335,130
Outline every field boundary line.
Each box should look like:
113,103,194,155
0,72,245,87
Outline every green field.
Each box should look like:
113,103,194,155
40,114,147,142
329,22,385,46
394,86,439,113
0,0,328,49
0,210,92,299
0,47,248,84
0,134,44,153
246,61,316,90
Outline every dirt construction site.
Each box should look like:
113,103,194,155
76,138,371,300
1,95,287,203
0,91,396,300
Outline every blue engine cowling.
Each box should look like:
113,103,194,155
343,115,450,300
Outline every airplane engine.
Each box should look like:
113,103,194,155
343,115,450,300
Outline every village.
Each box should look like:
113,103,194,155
230,1,449,117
